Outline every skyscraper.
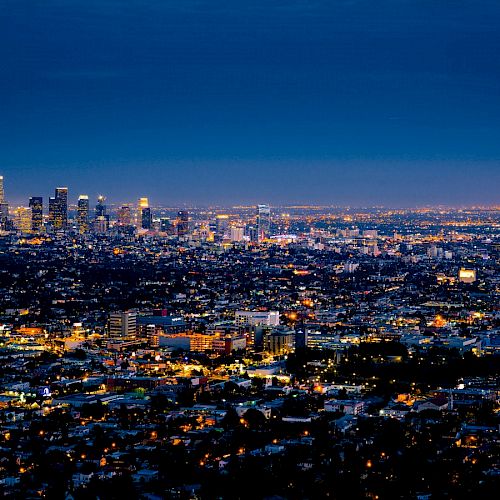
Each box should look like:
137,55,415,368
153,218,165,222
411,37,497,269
137,198,149,228
141,207,152,230
95,195,106,218
77,195,89,234
55,187,68,229
49,187,68,230
230,226,244,242
215,214,229,242
117,205,132,226
48,197,56,227
257,204,271,242
177,210,189,237
29,197,43,232
14,207,31,233
94,195,109,232
0,175,9,230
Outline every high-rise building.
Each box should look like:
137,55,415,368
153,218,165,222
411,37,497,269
257,204,271,241
108,310,137,338
77,195,89,234
177,210,189,237
141,207,152,230
94,195,109,232
55,187,68,229
48,197,56,227
117,205,132,226
230,226,244,242
49,187,68,230
137,198,149,228
0,175,8,230
14,207,31,233
95,195,106,218
215,214,229,242
160,217,172,233
29,197,43,232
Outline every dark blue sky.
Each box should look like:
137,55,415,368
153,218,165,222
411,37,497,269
1,0,499,206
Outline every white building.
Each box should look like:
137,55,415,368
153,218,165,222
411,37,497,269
235,310,280,327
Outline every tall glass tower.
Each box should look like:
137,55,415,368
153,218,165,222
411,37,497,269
49,187,68,230
77,195,90,234
257,204,271,242
177,210,189,237
29,196,43,232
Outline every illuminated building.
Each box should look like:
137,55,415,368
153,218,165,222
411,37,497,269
77,195,89,234
117,205,132,225
94,195,109,232
48,197,56,227
48,187,68,230
159,217,172,233
0,175,8,230
263,327,295,355
29,197,43,232
256,204,271,241
212,335,247,354
215,214,229,242
230,226,244,242
137,197,149,227
459,268,476,284
177,210,189,237
108,311,137,338
235,310,280,327
55,187,68,229
141,207,152,230
95,195,106,218
14,207,31,233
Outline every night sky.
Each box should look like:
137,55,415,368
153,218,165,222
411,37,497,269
1,0,500,206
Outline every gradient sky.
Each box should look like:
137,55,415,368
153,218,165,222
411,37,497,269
1,0,500,206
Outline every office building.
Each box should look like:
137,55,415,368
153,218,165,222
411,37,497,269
235,310,280,327
77,195,89,234
94,195,109,232
177,210,189,237
137,198,149,228
215,214,229,242
55,187,68,229
108,311,137,338
117,205,132,226
14,207,31,233
48,187,68,230
257,204,271,241
48,197,57,227
141,207,152,230
29,197,43,232
159,217,172,233
230,226,244,242
95,195,106,218
263,327,295,355
0,176,8,230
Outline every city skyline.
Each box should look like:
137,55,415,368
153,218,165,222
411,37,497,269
1,3,499,498
0,172,499,210
2,1,500,206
